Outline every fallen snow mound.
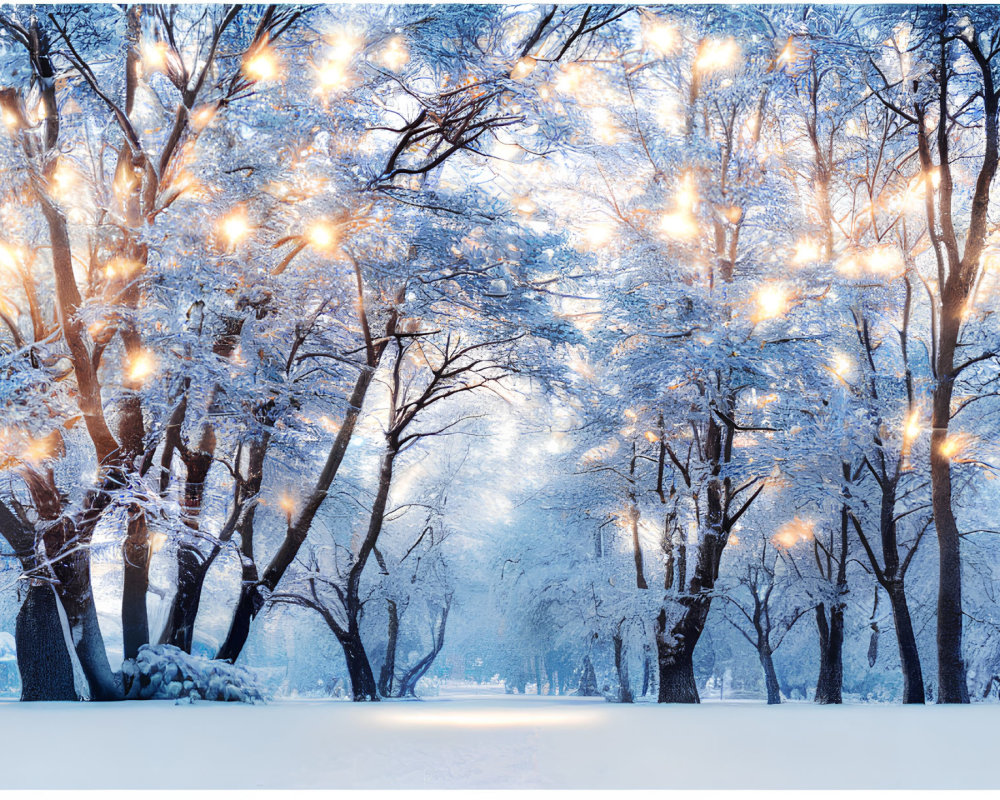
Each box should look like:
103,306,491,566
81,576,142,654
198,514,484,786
122,644,264,703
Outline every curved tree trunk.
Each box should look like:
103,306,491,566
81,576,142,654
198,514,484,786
15,583,77,701
655,598,709,703
887,583,926,704
759,647,781,705
339,627,379,701
397,601,451,698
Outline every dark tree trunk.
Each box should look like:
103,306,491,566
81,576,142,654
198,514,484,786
159,544,206,653
887,583,926,704
641,649,652,697
814,602,844,704
15,583,77,701
759,647,781,705
377,599,399,698
578,654,599,696
339,627,379,701
613,633,633,703
655,598,708,703
46,519,120,700
217,368,381,664
121,511,150,660
396,601,450,697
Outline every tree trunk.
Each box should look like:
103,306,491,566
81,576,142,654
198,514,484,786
887,583,926,704
159,544,205,653
578,654,599,696
15,583,77,701
613,633,633,703
217,368,380,664
121,511,150,660
814,602,844,704
396,601,450,697
930,369,969,702
377,599,399,698
759,646,781,705
339,626,379,701
655,600,706,703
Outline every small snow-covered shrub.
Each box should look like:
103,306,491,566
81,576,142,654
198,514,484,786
122,644,265,703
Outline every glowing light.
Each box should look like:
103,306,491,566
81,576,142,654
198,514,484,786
104,257,142,279
220,210,252,247
316,60,349,92
830,351,854,382
0,243,21,274
190,104,217,131
754,285,790,321
49,160,77,199
659,211,697,241
23,436,52,466
644,430,660,443
903,409,921,443
150,531,168,554
378,708,605,729
793,238,821,264
694,39,740,73
2,109,20,131
379,36,409,71
865,245,903,275
127,351,156,383
644,21,679,56
142,40,169,72
307,221,338,252
773,516,815,549
243,45,280,82
278,494,296,516
727,534,740,547
582,219,615,250
938,434,966,460
510,55,537,81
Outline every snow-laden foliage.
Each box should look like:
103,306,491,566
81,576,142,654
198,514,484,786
122,644,263,703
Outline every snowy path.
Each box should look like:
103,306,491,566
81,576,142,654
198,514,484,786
0,693,996,789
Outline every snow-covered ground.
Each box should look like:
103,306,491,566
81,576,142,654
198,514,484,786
0,688,996,789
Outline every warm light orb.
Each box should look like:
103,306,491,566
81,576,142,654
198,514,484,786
938,434,966,460
243,45,280,82
903,409,921,443
127,352,156,383
191,104,217,131
695,38,740,73
793,238,821,264
754,285,789,321
279,493,296,516
510,55,537,81
644,21,679,56
773,516,815,549
830,351,853,382
659,211,697,241
220,210,252,247
49,160,77,200
307,221,338,252
379,36,409,71
142,40,169,72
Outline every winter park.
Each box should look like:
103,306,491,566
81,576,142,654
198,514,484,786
0,1,1000,791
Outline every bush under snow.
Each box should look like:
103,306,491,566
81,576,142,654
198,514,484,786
122,644,264,703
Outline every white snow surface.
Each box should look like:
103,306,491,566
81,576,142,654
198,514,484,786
0,687,995,789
